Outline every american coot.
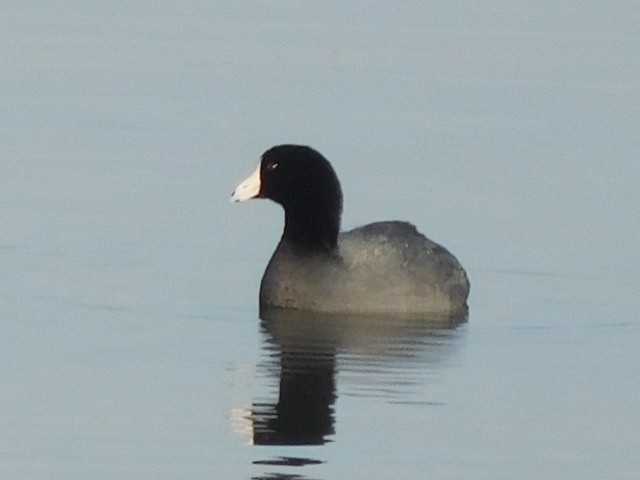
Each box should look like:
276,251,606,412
231,145,470,316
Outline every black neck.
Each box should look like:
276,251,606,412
282,203,340,255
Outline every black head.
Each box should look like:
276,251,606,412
232,145,343,254
260,145,340,205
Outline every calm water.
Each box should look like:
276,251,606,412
2,2,639,479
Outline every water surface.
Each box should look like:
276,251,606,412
1,2,639,479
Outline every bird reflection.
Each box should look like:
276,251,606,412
251,335,336,445
249,307,467,447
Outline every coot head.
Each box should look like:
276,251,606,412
232,145,343,253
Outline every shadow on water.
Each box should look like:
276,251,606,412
249,307,468,478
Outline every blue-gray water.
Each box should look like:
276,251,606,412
1,2,639,479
